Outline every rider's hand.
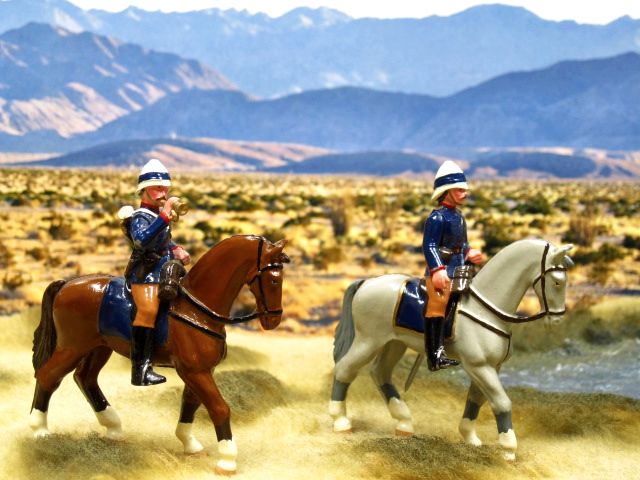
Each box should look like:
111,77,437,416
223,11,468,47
173,246,191,266
466,249,484,264
432,269,450,292
161,196,180,217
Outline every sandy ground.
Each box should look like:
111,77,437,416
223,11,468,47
1,314,639,480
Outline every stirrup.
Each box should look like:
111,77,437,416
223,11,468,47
132,361,166,386
435,347,459,369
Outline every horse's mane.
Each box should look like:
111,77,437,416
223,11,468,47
186,234,263,282
474,238,548,284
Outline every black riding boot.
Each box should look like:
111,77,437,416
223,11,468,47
424,317,439,371
131,326,166,386
425,316,459,371
434,316,459,369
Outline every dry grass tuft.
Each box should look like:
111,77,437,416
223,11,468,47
351,436,506,480
512,388,640,441
17,433,145,480
216,369,289,421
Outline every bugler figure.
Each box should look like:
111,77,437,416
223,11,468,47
422,160,483,371
121,159,191,386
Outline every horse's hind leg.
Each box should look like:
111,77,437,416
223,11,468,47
369,340,414,436
465,365,517,460
175,384,204,454
30,348,84,437
458,380,487,446
330,338,381,433
73,346,122,440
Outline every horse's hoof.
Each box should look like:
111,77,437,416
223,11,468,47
183,440,205,455
468,436,482,447
32,429,50,439
215,464,237,476
333,416,352,433
105,429,124,441
395,419,414,436
502,451,516,462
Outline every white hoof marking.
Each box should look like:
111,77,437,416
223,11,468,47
216,439,237,475
29,409,50,438
175,422,204,455
333,416,353,433
96,406,123,440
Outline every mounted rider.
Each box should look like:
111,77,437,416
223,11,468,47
121,159,191,386
423,160,483,371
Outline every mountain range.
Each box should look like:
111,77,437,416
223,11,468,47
0,0,639,97
14,138,640,179
0,6,639,179
0,22,233,144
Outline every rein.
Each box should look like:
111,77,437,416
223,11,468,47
168,237,283,340
463,242,567,325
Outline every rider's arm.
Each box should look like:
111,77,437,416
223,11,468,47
422,210,445,274
130,213,169,249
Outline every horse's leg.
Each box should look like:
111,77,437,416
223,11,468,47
73,346,122,440
458,380,487,446
465,365,517,460
330,337,381,433
30,348,84,437
30,382,54,438
175,384,204,454
179,370,236,474
369,340,414,436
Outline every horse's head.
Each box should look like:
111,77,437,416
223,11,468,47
532,243,574,325
247,238,289,330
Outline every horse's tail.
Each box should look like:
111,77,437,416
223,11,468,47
32,279,66,371
333,279,366,364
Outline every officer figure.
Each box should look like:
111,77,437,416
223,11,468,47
423,161,483,371
124,159,191,386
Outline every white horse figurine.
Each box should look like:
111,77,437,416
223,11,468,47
329,239,573,460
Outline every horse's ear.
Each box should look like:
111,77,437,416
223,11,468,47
266,238,287,258
271,239,287,251
551,243,574,267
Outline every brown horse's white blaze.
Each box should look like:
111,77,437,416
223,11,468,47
30,235,288,475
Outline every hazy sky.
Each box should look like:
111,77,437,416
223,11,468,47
66,0,640,25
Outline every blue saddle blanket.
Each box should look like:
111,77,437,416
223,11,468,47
98,277,169,345
394,277,453,338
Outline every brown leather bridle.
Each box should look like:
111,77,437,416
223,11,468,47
168,237,284,340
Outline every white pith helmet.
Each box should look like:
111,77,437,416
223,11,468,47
136,158,171,194
431,160,469,201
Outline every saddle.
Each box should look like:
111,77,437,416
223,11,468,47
394,266,474,338
98,277,169,345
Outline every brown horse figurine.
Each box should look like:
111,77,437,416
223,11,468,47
30,235,288,474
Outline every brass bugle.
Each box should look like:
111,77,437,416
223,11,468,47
173,199,190,216
160,197,190,222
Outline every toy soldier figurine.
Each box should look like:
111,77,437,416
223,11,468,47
423,160,483,371
123,159,191,386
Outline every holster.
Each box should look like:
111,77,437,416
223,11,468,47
158,259,186,301
125,249,162,279
451,265,474,293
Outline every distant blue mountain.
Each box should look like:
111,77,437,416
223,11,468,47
0,0,638,97
0,22,233,142
1,22,639,155
61,52,640,152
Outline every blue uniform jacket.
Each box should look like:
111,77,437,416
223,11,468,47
126,207,175,284
422,205,469,277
